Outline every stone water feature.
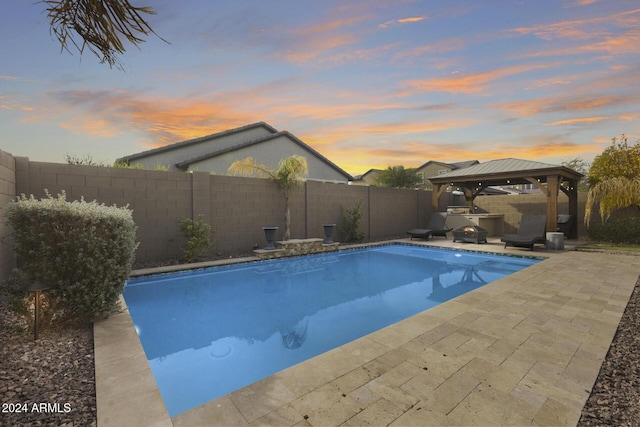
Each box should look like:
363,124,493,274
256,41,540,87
253,238,340,259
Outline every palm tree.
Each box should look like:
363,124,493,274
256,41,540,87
228,155,308,240
585,177,640,224
43,0,163,68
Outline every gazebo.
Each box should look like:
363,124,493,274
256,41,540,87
428,158,583,238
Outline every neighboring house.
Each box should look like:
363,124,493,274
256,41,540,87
352,160,479,188
351,168,382,186
415,160,479,190
116,122,353,182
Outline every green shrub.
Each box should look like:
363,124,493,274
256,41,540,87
113,160,145,169
587,214,640,244
340,200,365,242
177,215,214,262
3,191,138,322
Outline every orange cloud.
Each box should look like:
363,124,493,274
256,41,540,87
545,116,610,126
1,94,33,112
320,42,403,65
283,33,358,64
318,129,609,175
281,15,367,64
60,118,122,138
300,117,476,151
509,8,640,59
401,64,548,94
298,15,368,35
569,0,600,5
497,94,639,116
378,16,426,29
580,28,640,56
46,89,259,146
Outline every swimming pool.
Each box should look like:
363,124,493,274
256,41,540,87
123,244,540,417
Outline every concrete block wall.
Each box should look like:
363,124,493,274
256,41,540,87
369,186,425,238
208,175,288,252
0,150,17,280
14,159,194,262
305,180,370,242
1,153,591,268
6,158,428,263
473,192,587,236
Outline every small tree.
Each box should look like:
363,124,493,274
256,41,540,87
561,157,589,192
340,200,365,242
588,135,640,186
228,155,308,240
375,166,420,189
177,215,214,262
65,152,108,166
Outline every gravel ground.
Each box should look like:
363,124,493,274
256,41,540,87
577,274,640,426
0,297,96,427
1,252,638,426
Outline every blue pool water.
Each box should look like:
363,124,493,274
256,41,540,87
123,244,540,416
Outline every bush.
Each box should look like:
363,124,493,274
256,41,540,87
587,214,640,244
177,215,214,262
340,200,365,242
3,191,138,322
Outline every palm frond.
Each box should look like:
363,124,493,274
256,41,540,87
585,177,640,224
274,155,308,191
227,157,274,179
43,0,165,68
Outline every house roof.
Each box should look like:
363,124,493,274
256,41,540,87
449,160,480,169
428,158,583,184
416,159,479,171
117,122,353,181
353,168,382,180
116,122,278,164
174,130,353,180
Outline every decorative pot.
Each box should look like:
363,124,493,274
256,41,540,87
322,223,336,244
262,227,278,250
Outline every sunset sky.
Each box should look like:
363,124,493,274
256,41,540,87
1,0,639,175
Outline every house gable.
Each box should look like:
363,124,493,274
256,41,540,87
117,122,353,182
116,122,278,170
180,131,353,181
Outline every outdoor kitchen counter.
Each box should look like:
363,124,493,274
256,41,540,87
446,213,504,237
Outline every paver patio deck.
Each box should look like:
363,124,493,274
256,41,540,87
94,238,640,426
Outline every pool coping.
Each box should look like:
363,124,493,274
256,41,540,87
94,238,640,426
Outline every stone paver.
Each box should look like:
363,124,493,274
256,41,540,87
94,239,640,426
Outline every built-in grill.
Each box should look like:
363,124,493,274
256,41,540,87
452,225,488,244
447,206,471,214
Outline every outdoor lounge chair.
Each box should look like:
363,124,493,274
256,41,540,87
407,212,452,240
501,214,547,251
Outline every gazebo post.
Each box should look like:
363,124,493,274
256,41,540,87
464,187,474,211
567,179,579,238
432,183,444,213
546,175,559,233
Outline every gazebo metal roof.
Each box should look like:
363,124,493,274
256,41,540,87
429,158,582,184
428,158,583,238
